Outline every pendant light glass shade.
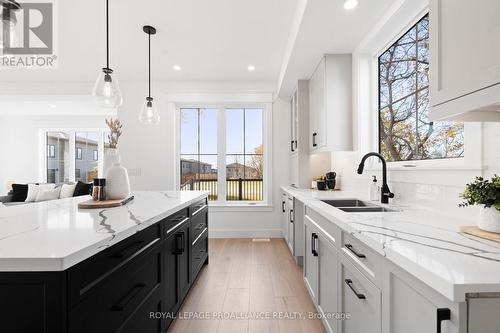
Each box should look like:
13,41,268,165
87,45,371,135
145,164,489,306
92,68,123,107
139,97,160,125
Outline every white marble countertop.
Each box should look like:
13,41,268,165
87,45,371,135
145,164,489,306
0,191,208,272
282,186,500,302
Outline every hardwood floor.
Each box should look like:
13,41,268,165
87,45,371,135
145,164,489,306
167,238,326,333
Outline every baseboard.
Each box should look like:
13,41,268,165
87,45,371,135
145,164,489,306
208,228,283,238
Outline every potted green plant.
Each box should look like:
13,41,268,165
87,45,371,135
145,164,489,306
460,175,500,233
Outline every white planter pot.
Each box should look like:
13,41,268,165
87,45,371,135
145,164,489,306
105,152,131,200
478,206,500,233
103,148,120,176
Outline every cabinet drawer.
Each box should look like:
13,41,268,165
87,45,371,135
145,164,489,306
340,257,381,333
341,232,382,287
191,210,208,246
68,224,161,307
164,208,189,235
120,285,164,333
305,206,340,248
190,198,208,217
192,232,208,280
69,245,162,333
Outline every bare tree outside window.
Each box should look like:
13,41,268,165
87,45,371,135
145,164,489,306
379,14,464,162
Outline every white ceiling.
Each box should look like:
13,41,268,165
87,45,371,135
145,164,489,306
277,0,397,97
0,0,298,82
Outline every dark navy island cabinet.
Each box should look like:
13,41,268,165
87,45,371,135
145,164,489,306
0,197,209,333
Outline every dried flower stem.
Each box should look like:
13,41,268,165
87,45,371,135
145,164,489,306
105,118,123,149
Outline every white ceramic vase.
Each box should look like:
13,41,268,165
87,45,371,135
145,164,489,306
478,206,500,233
103,148,120,176
105,153,131,200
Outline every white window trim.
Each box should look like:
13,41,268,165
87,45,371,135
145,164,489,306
355,2,483,172
171,93,273,207
39,128,108,183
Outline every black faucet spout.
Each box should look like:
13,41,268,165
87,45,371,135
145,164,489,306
357,152,394,204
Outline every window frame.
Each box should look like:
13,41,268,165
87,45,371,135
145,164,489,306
360,8,482,171
76,147,83,160
39,128,106,183
176,102,272,207
47,144,55,159
92,150,98,161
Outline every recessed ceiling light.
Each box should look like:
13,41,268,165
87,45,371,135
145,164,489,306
49,104,57,109
173,65,181,71
344,0,358,10
247,65,256,72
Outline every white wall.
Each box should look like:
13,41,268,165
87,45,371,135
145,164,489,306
0,80,290,238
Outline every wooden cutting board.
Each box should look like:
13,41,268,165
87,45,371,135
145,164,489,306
78,196,134,209
460,225,500,243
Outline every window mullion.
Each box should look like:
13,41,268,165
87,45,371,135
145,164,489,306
217,107,227,203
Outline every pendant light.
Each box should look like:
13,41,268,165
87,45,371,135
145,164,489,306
0,1,21,51
139,25,160,125
92,0,123,108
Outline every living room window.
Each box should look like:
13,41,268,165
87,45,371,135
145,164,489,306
42,129,107,183
378,14,464,162
179,105,269,204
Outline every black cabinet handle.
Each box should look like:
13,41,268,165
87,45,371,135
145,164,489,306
291,140,295,152
175,232,185,254
289,209,294,223
312,133,317,147
437,308,451,333
111,283,146,311
311,233,318,257
345,244,366,258
344,279,366,300
194,222,205,231
112,240,145,259
282,201,286,213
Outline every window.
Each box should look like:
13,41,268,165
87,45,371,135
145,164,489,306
43,129,106,183
180,106,266,203
378,14,464,162
46,132,70,183
47,144,55,158
76,147,83,160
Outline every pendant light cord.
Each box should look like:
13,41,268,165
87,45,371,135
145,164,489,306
148,32,151,98
106,0,110,69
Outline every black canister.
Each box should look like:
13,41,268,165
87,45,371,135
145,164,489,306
317,180,327,191
92,178,107,201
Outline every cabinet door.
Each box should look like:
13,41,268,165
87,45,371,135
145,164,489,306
164,232,181,321
304,216,319,303
340,259,381,333
290,90,298,153
309,58,325,151
430,0,500,106
317,234,338,333
177,222,191,301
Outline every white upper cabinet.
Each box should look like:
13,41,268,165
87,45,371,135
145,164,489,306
309,55,353,152
429,0,500,121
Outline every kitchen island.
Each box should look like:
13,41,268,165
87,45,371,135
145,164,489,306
0,191,209,333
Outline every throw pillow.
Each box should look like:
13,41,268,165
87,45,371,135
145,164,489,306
59,183,77,199
25,184,56,202
11,184,29,202
35,188,61,202
73,181,93,197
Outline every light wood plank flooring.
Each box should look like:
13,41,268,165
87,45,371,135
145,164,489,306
167,238,326,333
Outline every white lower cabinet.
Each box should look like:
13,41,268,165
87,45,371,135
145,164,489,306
340,256,381,333
304,216,319,302
317,232,339,333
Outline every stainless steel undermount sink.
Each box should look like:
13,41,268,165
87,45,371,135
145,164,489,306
338,207,398,213
321,199,375,207
321,198,398,213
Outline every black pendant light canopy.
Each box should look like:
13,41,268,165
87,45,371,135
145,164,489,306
139,25,160,125
92,0,123,108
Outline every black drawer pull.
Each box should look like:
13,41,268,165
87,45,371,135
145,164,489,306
194,222,205,231
291,140,295,152
112,240,145,259
437,308,451,333
175,232,185,254
282,201,286,213
345,279,366,300
312,132,317,147
111,283,146,311
311,233,318,257
345,244,366,258
289,209,294,223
